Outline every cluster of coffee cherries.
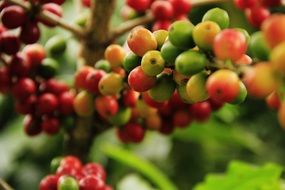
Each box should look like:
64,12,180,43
243,13,285,128
40,155,112,190
0,0,64,46
122,0,191,31
234,0,282,28
0,42,74,136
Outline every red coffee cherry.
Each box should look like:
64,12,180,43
41,116,60,135
20,22,41,44
245,7,270,28
123,123,145,143
12,78,36,100
1,5,27,29
85,70,106,94
23,115,42,136
23,44,46,68
172,110,192,128
234,0,258,10
0,66,11,93
169,0,191,16
37,93,59,115
189,101,212,122
42,79,69,96
79,176,105,190
39,175,59,190
151,1,174,20
15,95,37,114
82,163,106,181
126,0,151,12
0,32,20,55
9,53,31,77
159,119,174,135
58,91,75,115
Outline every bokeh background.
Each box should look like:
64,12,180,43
1,0,285,189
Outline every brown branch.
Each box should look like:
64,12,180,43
5,0,85,38
110,13,154,41
111,0,231,40
0,178,13,190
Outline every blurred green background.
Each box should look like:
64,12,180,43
1,0,285,189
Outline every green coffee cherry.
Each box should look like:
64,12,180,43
123,52,141,73
202,8,230,29
249,32,270,61
141,50,165,76
39,58,59,78
45,35,67,56
161,41,183,66
95,59,111,72
108,107,131,126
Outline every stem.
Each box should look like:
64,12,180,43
110,13,154,41
5,0,85,38
192,0,230,7
0,179,13,190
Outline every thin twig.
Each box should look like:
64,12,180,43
110,13,154,40
5,0,85,38
0,178,13,190
111,0,231,40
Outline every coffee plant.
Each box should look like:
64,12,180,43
1,0,285,189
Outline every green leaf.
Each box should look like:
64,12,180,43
117,174,157,190
194,161,284,190
101,143,178,190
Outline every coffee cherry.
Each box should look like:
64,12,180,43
234,0,257,10
213,29,247,61
39,175,59,190
82,163,106,181
260,0,281,7
193,21,221,50
266,91,281,110
58,176,79,190
169,0,191,16
12,78,36,100
173,110,192,128
98,73,123,95
142,91,166,109
235,54,252,65
45,35,67,55
243,63,277,98
38,58,59,78
94,59,111,72
262,14,285,48
186,72,208,103
230,81,247,105
245,7,270,28
141,50,165,76
123,123,145,143
126,0,151,12
1,6,27,29
202,8,229,29
206,69,240,103
0,67,10,93
175,50,206,76
153,29,168,49
40,3,63,27
168,20,195,49
37,93,59,115
123,89,139,107
23,115,42,136
149,73,176,102
42,116,60,135
159,120,174,135
42,79,69,96
73,91,94,117
145,113,162,130
75,66,94,89
20,22,41,44
108,107,132,126
128,66,157,92
95,96,119,119
23,44,46,68
104,44,125,68
61,156,82,170
0,32,20,55
15,95,37,114
123,52,141,73
58,91,75,115
152,20,171,31
79,176,105,190
189,101,212,122
127,27,157,56
160,41,183,66
249,32,270,61
85,70,106,94
9,53,31,77
151,1,174,21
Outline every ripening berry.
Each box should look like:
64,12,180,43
126,0,151,12
12,78,36,101
213,29,247,61
95,96,119,119
206,70,240,103
0,32,20,55
73,91,94,117
39,175,59,190
245,7,270,28
234,0,258,10
40,3,63,27
151,1,174,21
42,117,60,135
127,27,157,56
79,176,105,190
189,101,212,122
266,91,281,110
9,53,31,77
104,44,126,68
23,115,42,136
37,93,59,115
1,6,27,29
23,44,46,68
169,0,191,16
20,22,41,44
82,163,106,181
58,91,75,115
